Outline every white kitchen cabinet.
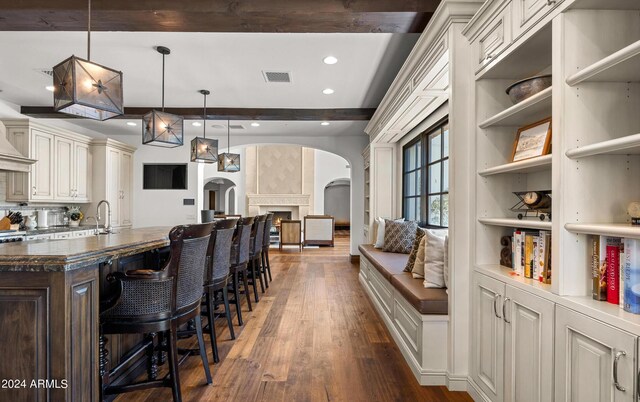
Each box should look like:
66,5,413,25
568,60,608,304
3,120,91,203
555,306,636,402
473,3,512,74
472,273,506,402
512,0,563,39
90,139,135,229
504,285,554,402
472,273,555,402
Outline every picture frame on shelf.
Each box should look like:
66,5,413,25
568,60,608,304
510,117,552,162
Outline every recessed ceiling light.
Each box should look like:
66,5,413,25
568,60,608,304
45,85,55,92
212,124,225,129
126,121,137,126
323,56,338,65
321,121,330,126
251,122,260,127
322,88,334,95
192,122,202,127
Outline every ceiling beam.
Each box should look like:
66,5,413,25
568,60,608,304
0,0,440,33
20,106,376,121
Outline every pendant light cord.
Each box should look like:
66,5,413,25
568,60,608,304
227,120,231,153
161,53,165,112
87,0,91,61
203,93,207,139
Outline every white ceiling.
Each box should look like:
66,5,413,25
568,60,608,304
0,31,418,138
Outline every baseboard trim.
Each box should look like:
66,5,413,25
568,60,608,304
350,254,360,263
445,374,469,391
466,378,491,402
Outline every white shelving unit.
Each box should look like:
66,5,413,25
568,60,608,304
566,132,640,159
564,223,640,239
479,86,552,129
479,217,551,230
478,154,552,176
566,39,640,86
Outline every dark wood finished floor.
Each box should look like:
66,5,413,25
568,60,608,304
115,235,472,402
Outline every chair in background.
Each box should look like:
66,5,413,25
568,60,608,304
261,213,274,286
201,218,237,363
248,215,267,302
100,223,215,402
279,220,302,252
303,215,335,247
228,217,255,326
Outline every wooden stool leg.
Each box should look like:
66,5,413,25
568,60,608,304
223,286,236,340
265,248,273,282
167,323,182,402
206,292,219,363
146,332,158,380
233,271,244,325
241,269,253,311
250,260,260,302
261,251,269,288
256,256,266,293
195,315,213,384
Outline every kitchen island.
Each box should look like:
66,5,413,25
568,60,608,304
0,227,171,402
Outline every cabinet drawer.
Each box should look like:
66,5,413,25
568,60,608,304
53,232,73,239
512,0,563,40
474,4,512,74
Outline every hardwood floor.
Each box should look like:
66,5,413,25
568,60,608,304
115,235,472,402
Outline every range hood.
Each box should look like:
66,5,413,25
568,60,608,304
0,121,36,172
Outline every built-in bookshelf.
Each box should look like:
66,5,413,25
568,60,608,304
363,145,371,242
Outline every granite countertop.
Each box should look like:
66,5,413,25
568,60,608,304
24,225,101,235
0,227,172,272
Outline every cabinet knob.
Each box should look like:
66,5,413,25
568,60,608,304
613,350,626,392
32,186,36,195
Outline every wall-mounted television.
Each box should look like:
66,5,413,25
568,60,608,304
143,164,187,190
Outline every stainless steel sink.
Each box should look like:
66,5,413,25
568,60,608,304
95,230,119,236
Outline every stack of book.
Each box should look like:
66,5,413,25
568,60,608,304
591,237,640,314
511,229,552,284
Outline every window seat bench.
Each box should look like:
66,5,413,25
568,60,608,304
358,244,449,386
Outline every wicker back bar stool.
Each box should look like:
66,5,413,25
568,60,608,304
228,216,255,326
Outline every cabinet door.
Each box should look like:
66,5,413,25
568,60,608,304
54,136,74,201
473,4,512,74
119,151,132,227
31,130,54,200
5,127,30,201
504,285,554,402
105,149,120,227
555,306,636,402
471,273,506,402
74,142,90,202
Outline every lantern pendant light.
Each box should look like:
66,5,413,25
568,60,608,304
218,120,241,172
52,0,123,120
142,46,184,147
190,90,218,163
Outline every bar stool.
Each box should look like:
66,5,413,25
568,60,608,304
261,213,274,286
248,215,267,302
100,223,214,402
228,217,255,326
202,218,237,363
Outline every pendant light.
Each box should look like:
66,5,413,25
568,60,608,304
52,0,123,120
142,46,184,147
190,90,218,163
218,120,241,172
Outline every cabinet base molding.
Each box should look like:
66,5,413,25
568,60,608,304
445,374,470,392
358,258,448,386
466,378,492,402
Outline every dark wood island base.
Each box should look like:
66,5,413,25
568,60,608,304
0,228,171,402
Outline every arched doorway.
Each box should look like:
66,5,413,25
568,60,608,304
202,177,237,215
324,178,351,230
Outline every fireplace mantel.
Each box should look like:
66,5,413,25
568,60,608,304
246,194,311,221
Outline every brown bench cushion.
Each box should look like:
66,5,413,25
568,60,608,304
390,273,448,315
359,244,448,315
359,244,407,280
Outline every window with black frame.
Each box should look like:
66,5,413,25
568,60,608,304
402,120,449,228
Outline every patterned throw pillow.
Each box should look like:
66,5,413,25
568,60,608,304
383,220,418,254
404,227,427,272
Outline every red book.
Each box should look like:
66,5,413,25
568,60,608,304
607,238,622,304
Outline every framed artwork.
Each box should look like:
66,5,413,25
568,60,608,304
510,117,552,162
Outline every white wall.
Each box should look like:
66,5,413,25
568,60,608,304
313,149,350,215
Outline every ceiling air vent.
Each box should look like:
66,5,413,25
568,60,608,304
262,71,292,83
229,124,245,130
36,68,54,78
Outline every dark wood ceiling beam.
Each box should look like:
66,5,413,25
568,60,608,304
20,106,376,121
0,0,440,33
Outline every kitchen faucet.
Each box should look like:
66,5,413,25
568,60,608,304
84,216,100,235
96,200,112,234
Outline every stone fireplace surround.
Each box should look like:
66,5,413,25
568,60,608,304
246,194,311,223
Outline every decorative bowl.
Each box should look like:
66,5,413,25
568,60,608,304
505,75,552,104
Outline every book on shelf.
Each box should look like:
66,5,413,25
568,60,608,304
620,242,625,310
606,237,622,305
591,236,608,301
510,229,551,284
623,239,640,314
538,230,551,284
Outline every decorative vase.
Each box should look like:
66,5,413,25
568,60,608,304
69,220,80,227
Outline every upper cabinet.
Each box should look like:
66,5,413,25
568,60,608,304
3,120,92,203
89,139,135,229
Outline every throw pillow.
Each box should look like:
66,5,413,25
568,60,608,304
443,235,449,289
411,236,427,279
404,227,427,272
374,217,404,249
423,229,447,288
383,220,418,254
